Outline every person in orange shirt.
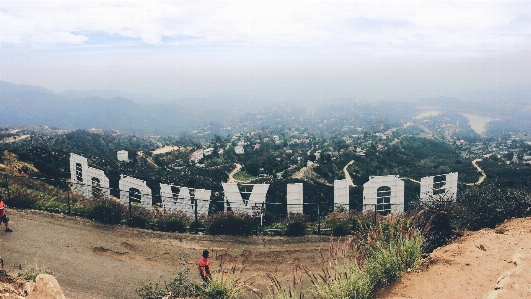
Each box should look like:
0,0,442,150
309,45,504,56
198,250,211,283
0,195,12,232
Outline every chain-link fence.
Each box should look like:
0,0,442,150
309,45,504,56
1,172,400,235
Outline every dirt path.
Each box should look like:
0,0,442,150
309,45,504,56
1,209,331,299
291,163,332,186
343,160,356,187
467,158,487,186
146,156,159,168
378,216,531,299
226,163,242,183
292,164,311,180
416,123,442,140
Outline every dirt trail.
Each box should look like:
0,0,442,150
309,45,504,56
1,209,331,299
343,160,356,187
378,216,531,299
467,158,487,186
226,163,242,183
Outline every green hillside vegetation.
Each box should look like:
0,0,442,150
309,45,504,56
477,156,531,190
2,140,531,298
0,130,501,214
350,137,478,184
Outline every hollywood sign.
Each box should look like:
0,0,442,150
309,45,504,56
70,153,458,216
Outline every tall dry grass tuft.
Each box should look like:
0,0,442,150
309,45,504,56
201,254,259,299
297,213,424,299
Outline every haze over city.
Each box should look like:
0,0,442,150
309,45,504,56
1,0,530,103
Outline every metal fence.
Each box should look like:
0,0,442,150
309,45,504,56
1,172,398,235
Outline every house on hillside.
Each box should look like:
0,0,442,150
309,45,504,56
235,145,244,154
189,149,204,163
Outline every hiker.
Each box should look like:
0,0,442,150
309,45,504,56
198,250,211,283
0,195,12,232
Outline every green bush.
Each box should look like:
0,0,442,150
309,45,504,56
129,206,153,229
282,214,308,236
200,265,249,299
189,219,205,233
324,211,356,236
152,212,190,233
312,263,373,299
366,235,423,287
204,212,254,236
136,258,200,299
201,278,242,299
457,183,531,230
414,195,457,253
7,190,38,208
17,263,52,282
85,198,125,224
304,215,423,299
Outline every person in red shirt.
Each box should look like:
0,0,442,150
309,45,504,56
0,195,12,232
198,250,211,283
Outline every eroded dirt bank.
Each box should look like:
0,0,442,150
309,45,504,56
378,216,531,299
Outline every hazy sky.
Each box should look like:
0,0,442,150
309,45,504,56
1,1,530,102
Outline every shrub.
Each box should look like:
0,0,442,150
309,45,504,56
136,255,200,299
310,263,373,299
85,198,125,224
201,277,242,299
200,264,251,299
204,212,254,236
282,214,309,236
152,212,191,233
414,194,457,253
7,190,38,208
456,183,531,230
366,233,423,287
189,219,205,233
324,211,356,236
308,214,424,298
129,206,154,229
17,262,52,282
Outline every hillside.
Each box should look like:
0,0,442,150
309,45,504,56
0,81,230,135
1,209,331,299
378,216,531,299
2,210,531,298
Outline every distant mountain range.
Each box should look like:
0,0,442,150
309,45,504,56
1,80,530,134
58,89,165,104
0,81,244,135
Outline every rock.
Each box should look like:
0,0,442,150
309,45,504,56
0,274,30,299
26,274,65,299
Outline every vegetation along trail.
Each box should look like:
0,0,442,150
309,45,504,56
226,163,242,183
1,209,331,299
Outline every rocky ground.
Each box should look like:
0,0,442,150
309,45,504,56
0,273,66,299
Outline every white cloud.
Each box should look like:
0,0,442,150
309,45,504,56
1,0,529,55
1,0,530,100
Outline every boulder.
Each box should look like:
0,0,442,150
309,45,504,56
26,274,65,299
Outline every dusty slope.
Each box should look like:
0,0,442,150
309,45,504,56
0,209,331,299
4,209,531,299
378,216,531,299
